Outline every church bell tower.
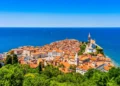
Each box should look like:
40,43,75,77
88,33,91,43
75,53,79,66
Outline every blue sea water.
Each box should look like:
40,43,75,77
0,28,120,65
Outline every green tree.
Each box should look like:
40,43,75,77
115,75,120,85
84,69,97,79
0,61,120,86
96,46,104,55
12,54,18,64
23,73,49,86
38,62,43,74
43,65,62,78
95,72,109,86
0,64,24,86
107,78,118,86
78,43,86,55
5,54,18,65
69,65,76,72
20,64,30,75
5,55,12,64
108,67,120,79
0,63,2,68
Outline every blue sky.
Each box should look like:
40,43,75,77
0,0,120,27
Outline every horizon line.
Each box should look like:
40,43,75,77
0,27,120,28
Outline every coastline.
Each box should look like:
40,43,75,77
105,54,118,67
0,38,116,68
0,28,120,65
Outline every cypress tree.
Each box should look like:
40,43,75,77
38,62,42,73
5,54,18,65
5,55,12,64
0,63,2,68
12,54,18,64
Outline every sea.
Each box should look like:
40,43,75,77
0,28,120,66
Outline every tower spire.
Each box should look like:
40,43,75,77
88,33,91,38
88,33,91,42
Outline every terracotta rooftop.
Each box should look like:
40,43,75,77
20,60,27,65
97,54,104,57
104,65,111,71
96,61,104,67
78,65,90,71
29,63,38,68
61,62,70,68
59,68,70,73
54,56,61,60
90,57,97,61
79,56,89,61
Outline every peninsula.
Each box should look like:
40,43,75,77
0,33,114,74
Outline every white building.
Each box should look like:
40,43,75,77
12,49,23,55
68,53,79,65
76,67,87,75
3,52,8,58
85,33,97,53
22,50,31,57
48,50,63,57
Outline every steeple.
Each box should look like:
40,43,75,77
88,33,91,38
88,33,91,42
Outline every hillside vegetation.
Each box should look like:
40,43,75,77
0,64,120,86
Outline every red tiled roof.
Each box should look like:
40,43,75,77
104,65,111,71
61,62,70,68
29,63,38,68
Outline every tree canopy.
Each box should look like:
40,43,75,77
78,43,86,55
5,54,18,65
0,64,120,86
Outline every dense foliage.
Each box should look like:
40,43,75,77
5,54,18,65
78,42,86,55
96,46,104,55
0,64,120,86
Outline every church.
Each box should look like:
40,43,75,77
85,33,97,53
